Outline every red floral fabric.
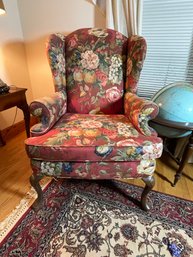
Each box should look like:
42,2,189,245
30,91,67,136
124,92,159,136
65,28,128,114
31,159,156,179
46,28,146,115
26,113,162,162
47,33,66,92
126,36,147,94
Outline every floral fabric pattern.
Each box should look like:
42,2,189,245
30,91,67,136
124,92,159,136
47,33,66,92
31,159,156,179
81,50,99,70
26,113,162,162
46,29,149,115
64,28,128,114
126,35,147,94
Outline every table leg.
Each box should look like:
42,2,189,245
17,100,30,138
173,131,193,186
0,131,5,146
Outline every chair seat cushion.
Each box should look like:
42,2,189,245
25,113,162,162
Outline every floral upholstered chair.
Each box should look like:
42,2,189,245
25,28,163,211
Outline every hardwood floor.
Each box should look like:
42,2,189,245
0,132,31,222
0,131,192,222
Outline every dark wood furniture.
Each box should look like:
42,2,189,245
152,116,193,186
0,87,30,146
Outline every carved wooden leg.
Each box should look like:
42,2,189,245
30,174,44,211
141,176,155,211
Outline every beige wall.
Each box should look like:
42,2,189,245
0,0,32,130
17,0,106,99
0,0,105,130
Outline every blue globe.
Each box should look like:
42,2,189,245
151,82,193,138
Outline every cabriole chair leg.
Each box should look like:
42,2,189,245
141,176,155,211
30,174,44,211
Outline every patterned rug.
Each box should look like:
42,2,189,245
0,179,193,257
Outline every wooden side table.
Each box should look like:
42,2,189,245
151,117,193,186
0,87,30,146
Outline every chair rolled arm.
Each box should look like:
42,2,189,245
30,91,67,136
124,92,159,136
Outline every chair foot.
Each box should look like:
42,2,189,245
141,176,155,211
30,174,44,211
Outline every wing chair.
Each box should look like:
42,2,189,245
25,28,163,211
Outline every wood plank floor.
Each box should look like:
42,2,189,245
0,131,192,222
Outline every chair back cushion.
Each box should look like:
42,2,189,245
65,28,128,114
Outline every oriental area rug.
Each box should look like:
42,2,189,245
0,179,193,257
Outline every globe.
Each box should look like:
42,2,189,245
151,82,193,138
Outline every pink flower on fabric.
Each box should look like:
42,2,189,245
81,50,99,70
101,128,117,139
96,70,108,87
106,87,122,103
116,32,124,40
79,120,103,128
117,139,140,147
76,139,83,146
68,35,78,48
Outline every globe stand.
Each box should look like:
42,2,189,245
173,132,193,186
151,117,193,186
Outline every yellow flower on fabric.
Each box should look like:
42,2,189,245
126,147,135,156
142,108,154,115
82,138,92,145
84,72,96,84
68,129,83,137
127,58,133,75
83,129,101,137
